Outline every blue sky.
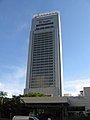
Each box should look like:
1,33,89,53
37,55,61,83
0,0,90,97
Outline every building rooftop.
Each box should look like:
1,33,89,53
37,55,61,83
33,11,60,18
21,96,69,104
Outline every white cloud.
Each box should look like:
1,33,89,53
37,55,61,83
0,82,4,88
17,22,29,32
64,78,90,96
1,65,90,98
0,65,26,98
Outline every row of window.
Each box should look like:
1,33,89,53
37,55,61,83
32,60,55,63
32,64,54,67
33,54,54,57
33,50,54,54
33,40,53,44
31,74,54,77
33,55,53,59
33,50,53,54
33,46,53,49
32,72,53,75
33,47,54,50
33,48,53,51
32,69,54,72
30,85,55,88
32,71,54,74
33,44,53,48
34,37,53,40
32,63,54,66
33,45,54,49
33,39,53,43
32,61,54,65
34,36,53,39
34,33,54,37
33,51,53,54
32,61,54,64
31,80,55,83
33,57,53,60
35,26,54,31
36,22,53,27
34,32,53,37
31,76,54,80
32,65,54,68
32,62,53,65
32,75,54,78
34,33,53,37
33,53,53,57
34,40,53,43
33,55,53,58
30,82,55,86
32,67,55,71
31,76,55,80
32,68,54,72
33,57,54,60
32,55,54,59
32,59,54,62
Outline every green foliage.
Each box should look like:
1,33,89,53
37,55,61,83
24,92,50,97
0,91,7,97
0,95,26,119
0,92,50,119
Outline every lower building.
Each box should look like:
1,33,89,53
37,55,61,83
21,87,90,120
68,87,90,114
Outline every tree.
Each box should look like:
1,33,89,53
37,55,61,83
0,91,7,117
0,91,7,97
24,92,50,97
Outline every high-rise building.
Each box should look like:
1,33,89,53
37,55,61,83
24,11,63,96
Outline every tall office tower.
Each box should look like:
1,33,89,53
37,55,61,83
24,11,63,96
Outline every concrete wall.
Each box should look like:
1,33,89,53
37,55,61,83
68,87,90,112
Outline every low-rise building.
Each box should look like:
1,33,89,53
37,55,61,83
21,87,90,120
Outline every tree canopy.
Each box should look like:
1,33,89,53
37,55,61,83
0,91,7,97
24,92,50,97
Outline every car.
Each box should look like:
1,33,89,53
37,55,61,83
12,116,39,120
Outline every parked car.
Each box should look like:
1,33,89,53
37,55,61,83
12,116,39,120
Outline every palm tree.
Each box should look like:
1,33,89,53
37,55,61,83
0,91,7,118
